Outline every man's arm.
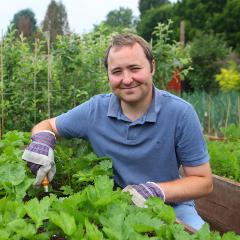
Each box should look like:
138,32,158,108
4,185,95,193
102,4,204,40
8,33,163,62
158,162,213,203
32,117,59,136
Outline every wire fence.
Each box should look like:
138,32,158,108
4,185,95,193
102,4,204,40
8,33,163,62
182,91,240,135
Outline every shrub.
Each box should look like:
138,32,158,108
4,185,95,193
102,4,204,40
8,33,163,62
216,61,240,91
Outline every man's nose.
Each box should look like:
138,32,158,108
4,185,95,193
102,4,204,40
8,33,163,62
122,71,133,85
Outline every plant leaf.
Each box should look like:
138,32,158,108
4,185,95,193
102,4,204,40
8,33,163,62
25,197,51,228
48,210,77,236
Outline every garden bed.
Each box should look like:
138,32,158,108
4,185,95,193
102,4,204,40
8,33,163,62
1,131,240,239
196,174,240,235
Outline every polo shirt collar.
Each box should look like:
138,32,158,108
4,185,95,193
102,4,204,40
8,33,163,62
107,85,161,123
107,93,121,118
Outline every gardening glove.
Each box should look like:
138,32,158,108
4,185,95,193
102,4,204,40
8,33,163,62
123,182,165,208
22,131,56,187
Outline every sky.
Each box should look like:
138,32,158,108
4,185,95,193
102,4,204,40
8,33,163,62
0,0,140,36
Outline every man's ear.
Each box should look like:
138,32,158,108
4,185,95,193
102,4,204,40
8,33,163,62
151,60,156,75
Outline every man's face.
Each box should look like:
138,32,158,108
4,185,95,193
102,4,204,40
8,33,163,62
107,43,155,105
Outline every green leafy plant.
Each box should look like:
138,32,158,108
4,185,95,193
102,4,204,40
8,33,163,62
152,20,192,90
220,123,240,140
0,131,34,200
0,131,240,239
207,140,240,181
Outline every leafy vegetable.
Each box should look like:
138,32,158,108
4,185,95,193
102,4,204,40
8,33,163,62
48,210,77,236
0,131,239,239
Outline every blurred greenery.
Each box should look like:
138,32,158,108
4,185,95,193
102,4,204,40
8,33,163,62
1,2,240,134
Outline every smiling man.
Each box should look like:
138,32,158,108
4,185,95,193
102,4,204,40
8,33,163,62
22,33,213,230
107,41,154,121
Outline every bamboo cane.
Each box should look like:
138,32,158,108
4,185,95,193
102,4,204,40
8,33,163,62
225,96,231,129
208,95,211,134
47,32,52,118
238,96,240,126
33,39,37,123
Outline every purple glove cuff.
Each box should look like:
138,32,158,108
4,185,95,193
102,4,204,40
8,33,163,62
26,132,56,156
131,182,165,202
31,132,56,149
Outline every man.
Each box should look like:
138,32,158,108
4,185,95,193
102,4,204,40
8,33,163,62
23,33,213,230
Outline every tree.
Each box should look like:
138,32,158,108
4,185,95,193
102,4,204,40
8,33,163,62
104,7,136,30
186,32,230,92
211,0,240,51
10,9,37,38
42,0,70,43
139,0,170,17
93,7,137,36
173,0,231,43
137,4,174,41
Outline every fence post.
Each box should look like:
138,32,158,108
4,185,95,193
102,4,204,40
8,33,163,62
180,20,185,47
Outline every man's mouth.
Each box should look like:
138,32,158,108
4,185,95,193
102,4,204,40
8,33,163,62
120,84,141,89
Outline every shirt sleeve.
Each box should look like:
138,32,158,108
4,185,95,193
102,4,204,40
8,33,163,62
175,104,209,167
55,99,91,139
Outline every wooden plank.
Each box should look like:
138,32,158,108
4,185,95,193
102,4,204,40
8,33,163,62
196,175,240,234
176,218,197,234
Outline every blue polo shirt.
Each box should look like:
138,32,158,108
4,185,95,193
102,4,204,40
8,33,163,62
56,87,209,188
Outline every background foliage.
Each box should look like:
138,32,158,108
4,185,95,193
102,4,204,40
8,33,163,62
216,61,240,92
185,32,230,92
0,0,240,135
0,29,110,132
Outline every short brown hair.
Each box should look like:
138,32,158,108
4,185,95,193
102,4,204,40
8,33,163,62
104,33,154,72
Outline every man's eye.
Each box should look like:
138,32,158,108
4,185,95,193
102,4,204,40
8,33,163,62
131,67,141,72
112,70,121,75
